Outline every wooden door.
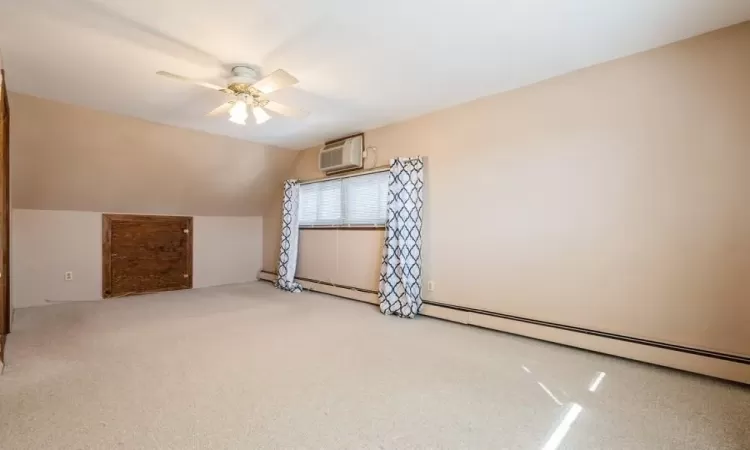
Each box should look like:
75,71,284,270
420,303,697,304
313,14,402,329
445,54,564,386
102,214,193,298
0,61,10,366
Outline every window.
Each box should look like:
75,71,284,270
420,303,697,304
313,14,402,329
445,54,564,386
299,171,388,227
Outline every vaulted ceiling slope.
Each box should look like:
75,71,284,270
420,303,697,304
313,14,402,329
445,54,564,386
2,1,749,149
10,93,300,216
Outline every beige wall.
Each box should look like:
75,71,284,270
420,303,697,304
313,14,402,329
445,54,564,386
12,210,101,308
263,23,750,358
9,93,299,216
12,210,263,308
192,216,263,289
297,229,383,289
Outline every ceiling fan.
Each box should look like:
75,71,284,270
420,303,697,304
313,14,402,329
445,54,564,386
156,65,307,125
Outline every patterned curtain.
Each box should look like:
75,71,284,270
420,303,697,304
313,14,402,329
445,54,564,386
379,157,424,318
275,180,303,293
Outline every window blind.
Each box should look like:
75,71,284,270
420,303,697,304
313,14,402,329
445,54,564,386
299,171,388,227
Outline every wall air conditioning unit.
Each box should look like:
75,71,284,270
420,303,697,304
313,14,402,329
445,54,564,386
319,135,363,174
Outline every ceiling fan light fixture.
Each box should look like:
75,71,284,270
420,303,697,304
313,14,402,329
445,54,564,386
228,100,248,125
253,106,271,125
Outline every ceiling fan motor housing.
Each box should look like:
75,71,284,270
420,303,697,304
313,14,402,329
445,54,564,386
227,66,260,92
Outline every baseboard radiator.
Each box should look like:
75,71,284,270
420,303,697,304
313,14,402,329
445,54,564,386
258,271,750,384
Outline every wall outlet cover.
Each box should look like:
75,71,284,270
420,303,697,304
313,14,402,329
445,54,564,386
64,271,73,281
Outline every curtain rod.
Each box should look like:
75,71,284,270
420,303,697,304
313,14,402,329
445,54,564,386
298,165,390,185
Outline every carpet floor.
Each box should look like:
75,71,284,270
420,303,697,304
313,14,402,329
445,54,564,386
1,282,748,449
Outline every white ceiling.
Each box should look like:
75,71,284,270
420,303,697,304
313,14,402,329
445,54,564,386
1,0,749,149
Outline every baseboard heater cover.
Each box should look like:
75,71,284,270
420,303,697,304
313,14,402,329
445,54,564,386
257,270,750,384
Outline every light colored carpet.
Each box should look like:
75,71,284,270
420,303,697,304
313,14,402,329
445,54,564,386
1,282,748,449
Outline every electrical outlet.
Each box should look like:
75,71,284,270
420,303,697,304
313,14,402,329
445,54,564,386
64,271,73,281
427,280,435,292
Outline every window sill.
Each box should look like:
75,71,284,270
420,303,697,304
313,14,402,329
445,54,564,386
299,225,385,230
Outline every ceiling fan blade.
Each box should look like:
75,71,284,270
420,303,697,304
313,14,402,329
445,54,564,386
156,71,230,93
264,101,308,119
251,69,299,94
207,102,233,116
